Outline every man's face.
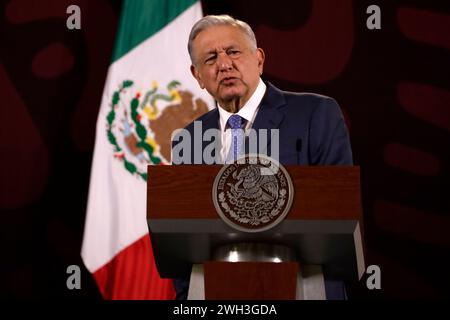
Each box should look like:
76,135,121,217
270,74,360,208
190,25,265,112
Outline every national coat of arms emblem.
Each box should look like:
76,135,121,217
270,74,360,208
106,80,208,181
212,155,294,232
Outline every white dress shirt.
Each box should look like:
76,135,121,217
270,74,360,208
217,79,267,162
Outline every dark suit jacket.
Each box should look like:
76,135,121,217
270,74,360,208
172,82,353,300
173,82,352,166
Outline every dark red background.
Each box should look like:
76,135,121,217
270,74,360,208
1,0,449,299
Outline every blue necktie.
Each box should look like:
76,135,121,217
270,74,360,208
226,114,246,162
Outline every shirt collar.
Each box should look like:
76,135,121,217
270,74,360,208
218,78,267,131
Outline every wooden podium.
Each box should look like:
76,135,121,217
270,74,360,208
147,165,365,299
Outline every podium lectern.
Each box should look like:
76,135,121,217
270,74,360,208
147,165,364,299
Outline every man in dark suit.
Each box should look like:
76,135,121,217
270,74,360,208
172,14,352,299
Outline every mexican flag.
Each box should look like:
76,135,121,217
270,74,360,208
81,0,212,299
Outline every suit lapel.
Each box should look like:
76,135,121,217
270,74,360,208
247,82,286,155
199,108,221,164
201,108,220,132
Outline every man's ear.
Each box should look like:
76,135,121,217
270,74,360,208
190,64,204,89
256,48,265,74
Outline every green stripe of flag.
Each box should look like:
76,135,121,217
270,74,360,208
112,0,198,62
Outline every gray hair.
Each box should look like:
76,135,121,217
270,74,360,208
188,15,257,65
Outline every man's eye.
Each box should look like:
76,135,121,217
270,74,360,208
205,56,216,64
229,50,240,56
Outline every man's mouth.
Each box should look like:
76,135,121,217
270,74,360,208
220,77,238,85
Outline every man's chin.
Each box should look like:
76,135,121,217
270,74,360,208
219,88,245,102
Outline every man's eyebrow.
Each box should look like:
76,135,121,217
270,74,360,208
205,49,218,55
204,45,239,56
225,45,238,50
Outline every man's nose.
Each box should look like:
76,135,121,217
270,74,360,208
217,53,233,72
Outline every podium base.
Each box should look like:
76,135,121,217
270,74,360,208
187,243,325,300
187,263,325,300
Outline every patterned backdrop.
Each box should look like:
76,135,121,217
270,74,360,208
0,0,448,299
